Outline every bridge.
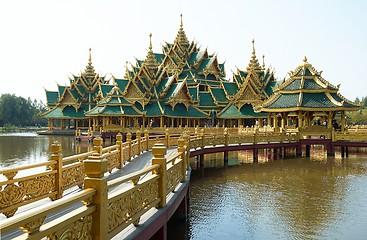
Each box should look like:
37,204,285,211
2,126,367,239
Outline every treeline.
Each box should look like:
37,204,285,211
347,97,367,125
0,94,48,127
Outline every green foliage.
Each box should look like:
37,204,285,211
0,94,47,127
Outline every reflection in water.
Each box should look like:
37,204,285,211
0,132,102,169
183,148,367,240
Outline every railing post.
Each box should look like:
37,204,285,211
152,143,167,208
178,138,187,182
200,129,205,148
254,128,258,144
116,133,123,168
126,132,132,161
183,133,190,168
165,128,170,147
224,128,229,146
280,128,285,143
93,137,103,156
144,129,149,151
84,152,108,240
50,141,63,200
137,130,142,154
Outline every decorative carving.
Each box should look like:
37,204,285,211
166,162,182,193
0,183,23,217
20,216,46,233
48,215,93,240
62,164,85,190
106,151,120,173
108,180,159,232
3,171,18,180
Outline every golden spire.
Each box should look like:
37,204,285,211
149,33,153,51
85,48,96,77
262,54,265,69
144,33,159,70
247,39,262,71
174,14,189,47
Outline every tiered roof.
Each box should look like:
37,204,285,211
43,49,109,119
258,57,359,112
217,40,277,118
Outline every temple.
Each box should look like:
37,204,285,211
42,16,359,133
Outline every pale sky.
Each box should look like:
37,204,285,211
1,0,366,102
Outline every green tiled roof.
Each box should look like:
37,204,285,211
301,93,335,108
222,82,238,95
210,88,228,103
154,53,164,63
58,86,66,96
264,94,299,108
188,51,205,65
144,101,164,117
156,77,172,94
69,89,80,101
188,87,198,100
100,84,113,97
197,58,214,71
199,92,216,107
46,91,58,106
163,104,207,118
165,82,183,99
87,105,142,116
42,105,87,119
218,104,266,118
264,80,276,96
115,79,129,92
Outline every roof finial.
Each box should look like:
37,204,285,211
252,39,255,54
262,54,265,69
149,33,153,51
88,48,92,64
303,56,308,62
180,13,183,29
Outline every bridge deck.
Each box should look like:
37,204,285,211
1,148,177,239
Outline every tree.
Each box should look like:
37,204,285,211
0,94,47,127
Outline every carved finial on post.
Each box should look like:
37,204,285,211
116,133,123,168
93,137,103,156
51,141,63,199
152,143,167,207
224,128,229,146
84,145,108,239
178,138,187,182
136,130,142,153
126,132,132,161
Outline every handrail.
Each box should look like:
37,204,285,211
107,164,160,189
2,188,96,232
0,160,57,174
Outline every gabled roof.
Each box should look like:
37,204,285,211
221,82,238,96
42,105,88,119
258,57,360,112
217,103,266,119
45,90,58,106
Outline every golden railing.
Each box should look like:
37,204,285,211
3,126,367,238
1,136,188,239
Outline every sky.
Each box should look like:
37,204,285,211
1,0,366,102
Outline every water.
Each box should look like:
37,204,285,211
184,150,367,240
0,132,93,169
2,134,367,239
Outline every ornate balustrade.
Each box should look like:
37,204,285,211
1,188,96,238
4,126,367,238
2,137,189,239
